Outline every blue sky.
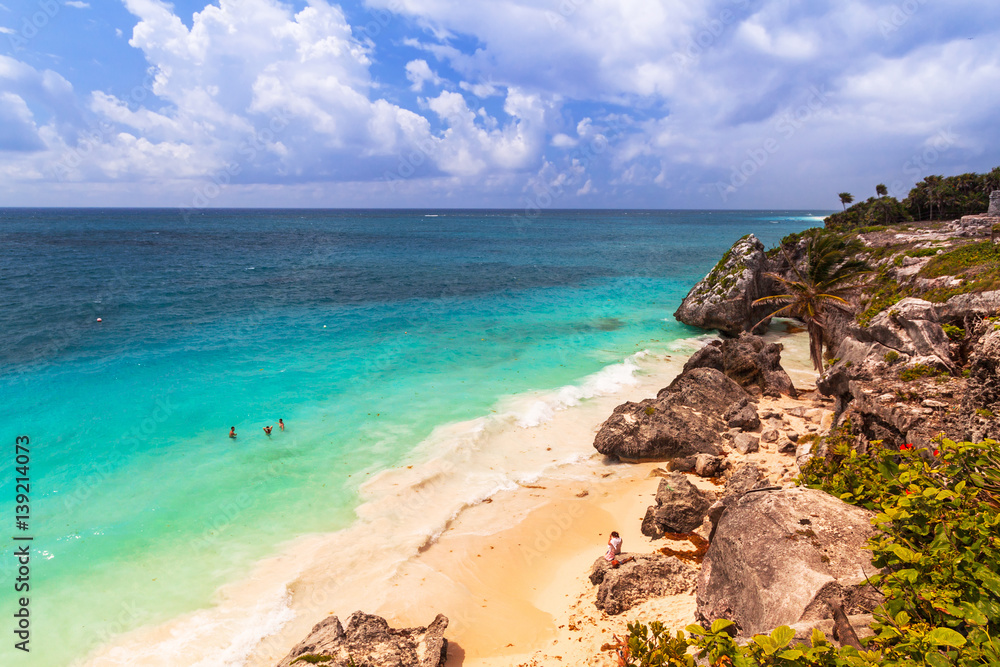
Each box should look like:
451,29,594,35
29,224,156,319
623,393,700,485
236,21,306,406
1,0,998,209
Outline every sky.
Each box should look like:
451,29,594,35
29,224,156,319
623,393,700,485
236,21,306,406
0,0,998,210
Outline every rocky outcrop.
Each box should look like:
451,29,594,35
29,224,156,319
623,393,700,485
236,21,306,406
589,554,697,615
641,473,713,538
723,397,761,430
696,487,881,638
856,298,955,372
683,334,798,398
962,327,1000,442
939,290,1000,322
674,235,774,336
989,190,1000,217
275,612,448,667
594,368,750,463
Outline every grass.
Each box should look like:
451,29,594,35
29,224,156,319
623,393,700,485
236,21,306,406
915,241,1000,302
858,268,910,326
899,364,945,381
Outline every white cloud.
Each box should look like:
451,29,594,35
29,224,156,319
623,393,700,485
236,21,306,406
65,1,90,8
0,26,14,34
404,59,442,92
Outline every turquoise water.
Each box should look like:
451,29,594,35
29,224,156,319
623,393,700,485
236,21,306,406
0,209,822,665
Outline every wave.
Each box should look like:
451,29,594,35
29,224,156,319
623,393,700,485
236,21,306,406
80,339,709,667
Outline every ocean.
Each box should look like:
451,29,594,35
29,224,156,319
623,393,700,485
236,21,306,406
0,209,822,665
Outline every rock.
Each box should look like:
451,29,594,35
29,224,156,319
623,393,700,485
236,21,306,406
962,328,1000,441
778,438,797,454
733,433,760,454
684,333,798,398
696,487,881,638
795,442,815,470
856,298,955,373
590,554,697,615
788,615,875,649
761,428,779,443
724,397,761,430
991,191,1000,217
594,368,750,462
275,612,448,667
939,290,1000,321
641,474,713,538
921,399,948,409
674,235,774,336
695,454,725,478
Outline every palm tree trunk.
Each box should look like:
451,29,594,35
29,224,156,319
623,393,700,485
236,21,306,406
807,318,824,373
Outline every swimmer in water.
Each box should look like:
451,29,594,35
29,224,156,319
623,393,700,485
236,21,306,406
263,425,273,436
229,427,237,439
278,419,284,431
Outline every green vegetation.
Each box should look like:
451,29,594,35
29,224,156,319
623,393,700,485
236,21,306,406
943,324,966,341
826,196,912,232
644,405,656,416
839,192,854,211
917,242,1000,302
291,656,333,665
904,168,1000,220
900,364,945,381
858,268,910,327
618,436,1000,666
906,247,940,258
977,409,996,419
884,351,900,364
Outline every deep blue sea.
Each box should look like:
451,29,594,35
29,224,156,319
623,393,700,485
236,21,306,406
0,209,822,665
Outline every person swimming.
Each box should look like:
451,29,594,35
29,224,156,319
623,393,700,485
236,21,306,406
229,427,237,439
278,419,284,431
263,425,273,436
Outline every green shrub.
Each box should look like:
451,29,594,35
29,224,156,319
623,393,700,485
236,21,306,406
977,408,996,419
644,405,656,416
621,437,1000,666
899,364,944,381
906,247,940,258
885,351,901,364
943,324,966,341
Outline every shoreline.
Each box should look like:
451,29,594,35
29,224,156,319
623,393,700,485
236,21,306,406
81,325,815,667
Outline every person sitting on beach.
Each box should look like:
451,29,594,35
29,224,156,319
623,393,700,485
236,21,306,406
278,419,284,431
263,425,273,436
605,531,634,567
229,427,237,439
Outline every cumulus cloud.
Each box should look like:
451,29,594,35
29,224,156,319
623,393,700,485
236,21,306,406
0,0,998,207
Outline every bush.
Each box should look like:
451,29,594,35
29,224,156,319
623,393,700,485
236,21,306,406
885,351,901,364
900,364,944,381
943,324,966,341
619,437,1000,666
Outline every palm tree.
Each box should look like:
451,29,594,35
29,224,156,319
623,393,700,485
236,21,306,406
838,192,854,210
876,183,888,197
752,234,870,373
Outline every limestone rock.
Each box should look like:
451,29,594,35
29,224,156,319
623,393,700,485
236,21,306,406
590,554,697,615
696,487,881,637
275,612,448,667
674,235,774,336
856,298,955,372
724,397,761,430
939,290,1000,321
594,368,750,462
962,327,1000,441
761,428,779,443
683,334,798,398
641,473,713,538
733,433,760,454
695,454,725,478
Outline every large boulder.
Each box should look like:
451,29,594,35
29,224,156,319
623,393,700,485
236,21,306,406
990,190,1000,217
697,487,881,638
674,235,774,336
684,334,798,398
641,474,714,538
594,368,750,463
275,612,448,667
939,290,1000,322
589,553,697,615
855,298,955,372
962,327,1000,442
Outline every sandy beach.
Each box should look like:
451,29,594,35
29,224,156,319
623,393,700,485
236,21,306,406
82,327,819,667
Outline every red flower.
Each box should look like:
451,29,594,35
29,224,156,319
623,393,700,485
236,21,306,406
933,449,939,456
900,443,913,451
